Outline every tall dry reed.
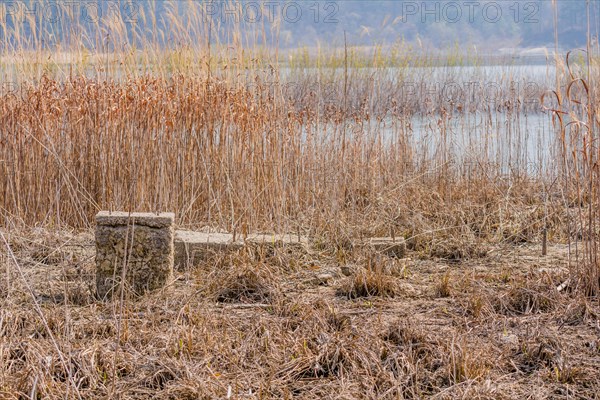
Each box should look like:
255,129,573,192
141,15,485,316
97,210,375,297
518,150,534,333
0,1,571,255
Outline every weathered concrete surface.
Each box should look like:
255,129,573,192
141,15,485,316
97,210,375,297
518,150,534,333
174,231,310,270
95,212,174,299
96,211,174,229
364,237,407,258
174,231,243,270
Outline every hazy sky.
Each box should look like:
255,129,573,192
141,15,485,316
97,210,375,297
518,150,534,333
0,1,597,51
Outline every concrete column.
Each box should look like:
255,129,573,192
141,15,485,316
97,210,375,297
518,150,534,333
95,211,174,299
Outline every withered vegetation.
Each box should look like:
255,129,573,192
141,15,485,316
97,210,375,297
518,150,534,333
1,3,600,398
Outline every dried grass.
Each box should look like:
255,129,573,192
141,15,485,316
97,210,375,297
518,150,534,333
336,269,398,299
0,230,599,398
1,2,600,398
208,264,278,304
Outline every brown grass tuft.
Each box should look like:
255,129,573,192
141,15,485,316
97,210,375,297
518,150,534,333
336,270,397,299
207,265,278,304
494,277,561,316
435,272,452,298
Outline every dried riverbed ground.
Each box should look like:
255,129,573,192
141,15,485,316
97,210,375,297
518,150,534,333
1,229,599,399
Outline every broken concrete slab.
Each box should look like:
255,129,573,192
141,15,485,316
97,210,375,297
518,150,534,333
95,212,175,299
173,231,311,270
174,230,243,270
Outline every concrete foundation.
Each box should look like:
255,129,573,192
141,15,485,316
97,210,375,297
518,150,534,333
95,211,174,299
173,231,309,270
174,231,243,270
94,210,405,279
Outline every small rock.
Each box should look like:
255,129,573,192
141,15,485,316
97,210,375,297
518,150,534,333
500,333,519,346
340,264,359,276
398,282,419,297
308,273,335,286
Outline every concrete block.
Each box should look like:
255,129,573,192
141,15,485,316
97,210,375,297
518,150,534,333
95,211,174,299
